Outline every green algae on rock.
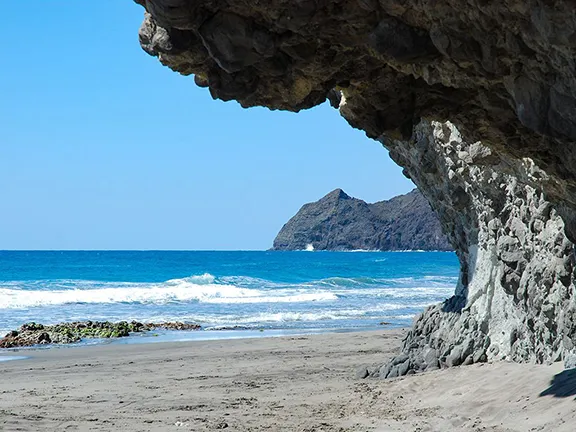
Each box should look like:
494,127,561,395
0,321,201,348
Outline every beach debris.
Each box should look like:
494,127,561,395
0,321,201,348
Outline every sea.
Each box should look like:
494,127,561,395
0,251,459,346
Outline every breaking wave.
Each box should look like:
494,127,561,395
0,273,457,310
0,271,456,335
0,275,341,309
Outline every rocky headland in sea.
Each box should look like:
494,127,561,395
272,188,451,251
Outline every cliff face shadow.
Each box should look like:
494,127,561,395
440,294,467,313
439,249,471,314
539,369,576,398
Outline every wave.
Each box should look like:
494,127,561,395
328,287,454,300
0,273,457,290
106,304,421,328
175,273,215,285
315,276,383,287
205,310,373,326
313,275,457,289
0,272,456,310
0,276,337,309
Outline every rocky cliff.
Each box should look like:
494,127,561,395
378,120,576,377
273,189,451,251
132,0,576,374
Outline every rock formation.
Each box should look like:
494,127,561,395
379,120,576,376
272,188,451,251
131,0,576,374
0,321,201,348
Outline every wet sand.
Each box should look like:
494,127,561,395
1,329,575,431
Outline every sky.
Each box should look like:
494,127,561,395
0,2,414,250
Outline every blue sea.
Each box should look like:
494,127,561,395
0,251,459,344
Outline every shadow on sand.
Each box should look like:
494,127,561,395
540,369,576,398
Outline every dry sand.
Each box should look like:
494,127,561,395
1,329,575,431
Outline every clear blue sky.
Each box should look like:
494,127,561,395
0,2,414,250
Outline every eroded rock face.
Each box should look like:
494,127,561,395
132,0,576,372
378,120,576,376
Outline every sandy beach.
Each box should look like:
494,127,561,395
1,329,575,431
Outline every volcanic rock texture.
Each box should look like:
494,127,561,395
133,0,576,373
379,120,576,376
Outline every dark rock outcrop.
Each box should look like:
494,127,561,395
273,188,450,251
132,0,576,373
0,321,201,348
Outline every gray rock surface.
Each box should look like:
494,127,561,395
564,353,576,370
354,366,370,379
379,120,576,375
132,0,576,373
272,189,451,251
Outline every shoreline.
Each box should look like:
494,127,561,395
0,324,395,353
2,329,575,431
0,328,401,361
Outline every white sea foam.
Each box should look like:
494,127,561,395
0,277,337,309
137,304,418,327
0,272,455,311
385,314,417,320
313,275,457,289
173,273,216,285
331,286,454,298
204,292,337,304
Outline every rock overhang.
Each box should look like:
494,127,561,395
132,1,576,234
132,0,576,372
